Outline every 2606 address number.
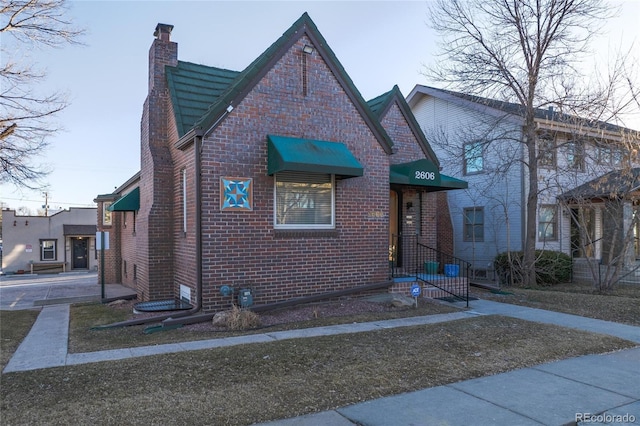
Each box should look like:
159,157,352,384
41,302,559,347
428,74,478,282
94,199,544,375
415,171,436,180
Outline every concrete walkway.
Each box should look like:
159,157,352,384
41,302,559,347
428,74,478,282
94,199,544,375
2,294,639,425
0,271,135,310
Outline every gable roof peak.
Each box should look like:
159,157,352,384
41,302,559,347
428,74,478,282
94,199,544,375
188,12,394,153
367,86,439,165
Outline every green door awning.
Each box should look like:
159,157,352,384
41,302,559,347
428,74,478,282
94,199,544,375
390,159,468,191
108,187,140,212
267,135,364,177
390,159,441,186
440,174,468,190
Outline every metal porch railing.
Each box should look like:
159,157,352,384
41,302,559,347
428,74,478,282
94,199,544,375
390,234,470,307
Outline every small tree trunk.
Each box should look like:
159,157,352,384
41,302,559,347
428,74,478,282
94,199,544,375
523,113,540,287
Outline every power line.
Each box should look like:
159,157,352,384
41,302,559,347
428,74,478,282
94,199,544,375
0,196,95,207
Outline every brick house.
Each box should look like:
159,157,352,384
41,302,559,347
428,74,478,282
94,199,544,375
96,14,466,313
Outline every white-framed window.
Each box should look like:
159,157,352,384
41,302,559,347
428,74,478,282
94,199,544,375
596,144,625,167
274,171,334,229
566,139,585,171
538,135,557,168
463,141,484,175
463,207,484,242
103,202,112,226
538,205,558,241
40,239,57,260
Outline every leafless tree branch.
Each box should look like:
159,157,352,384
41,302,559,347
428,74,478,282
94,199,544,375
0,0,84,189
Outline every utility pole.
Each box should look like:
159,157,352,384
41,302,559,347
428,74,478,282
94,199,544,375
42,192,49,216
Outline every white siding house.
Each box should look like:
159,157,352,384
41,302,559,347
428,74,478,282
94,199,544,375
408,85,640,284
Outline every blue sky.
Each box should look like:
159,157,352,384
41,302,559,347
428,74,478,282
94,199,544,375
1,0,638,214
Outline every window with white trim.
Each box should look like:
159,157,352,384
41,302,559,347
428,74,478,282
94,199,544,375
463,207,484,242
103,202,112,226
538,205,558,241
463,141,484,175
274,171,334,229
566,139,585,171
538,135,557,168
40,239,57,260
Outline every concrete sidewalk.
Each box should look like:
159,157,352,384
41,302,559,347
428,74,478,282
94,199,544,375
258,302,640,426
0,272,135,310
2,294,639,425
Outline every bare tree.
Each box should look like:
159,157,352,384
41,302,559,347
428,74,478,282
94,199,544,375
555,129,640,292
0,0,84,188
425,0,640,286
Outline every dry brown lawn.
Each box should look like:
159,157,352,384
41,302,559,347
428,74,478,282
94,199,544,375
1,283,638,425
476,282,640,326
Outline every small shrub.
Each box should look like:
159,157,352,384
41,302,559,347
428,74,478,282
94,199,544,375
227,305,261,330
495,250,572,286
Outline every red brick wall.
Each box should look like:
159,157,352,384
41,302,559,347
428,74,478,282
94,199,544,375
119,210,138,289
436,192,454,257
95,192,140,292
383,103,428,165
95,199,120,284
170,120,197,303
192,37,391,312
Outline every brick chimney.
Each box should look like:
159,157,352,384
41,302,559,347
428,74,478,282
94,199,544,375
136,23,178,301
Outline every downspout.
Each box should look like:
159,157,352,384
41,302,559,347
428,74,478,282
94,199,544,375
193,128,204,313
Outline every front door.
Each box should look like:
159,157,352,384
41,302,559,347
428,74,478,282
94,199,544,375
570,207,596,258
72,238,88,269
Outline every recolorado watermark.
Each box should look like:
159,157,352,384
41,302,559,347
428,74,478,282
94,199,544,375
576,412,636,423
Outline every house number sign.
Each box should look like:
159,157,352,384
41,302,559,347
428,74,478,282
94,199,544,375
415,170,436,180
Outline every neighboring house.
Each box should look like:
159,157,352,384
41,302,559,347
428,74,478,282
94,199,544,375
95,14,466,313
408,85,640,283
1,208,97,274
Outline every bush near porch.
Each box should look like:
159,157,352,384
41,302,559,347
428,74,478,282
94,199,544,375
495,250,572,286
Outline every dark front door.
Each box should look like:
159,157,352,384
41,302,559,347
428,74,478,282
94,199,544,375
72,238,88,269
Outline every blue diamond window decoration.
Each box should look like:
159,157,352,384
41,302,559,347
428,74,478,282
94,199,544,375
221,177,253,211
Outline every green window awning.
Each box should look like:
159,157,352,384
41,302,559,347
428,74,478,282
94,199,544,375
108,187,140,212
267,135,364,178
390,159,468,191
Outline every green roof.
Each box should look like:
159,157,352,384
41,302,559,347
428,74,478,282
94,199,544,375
108,187,140,212
267,135,363,177
166,61,239,137
367,85,440,167
367,88,395,116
